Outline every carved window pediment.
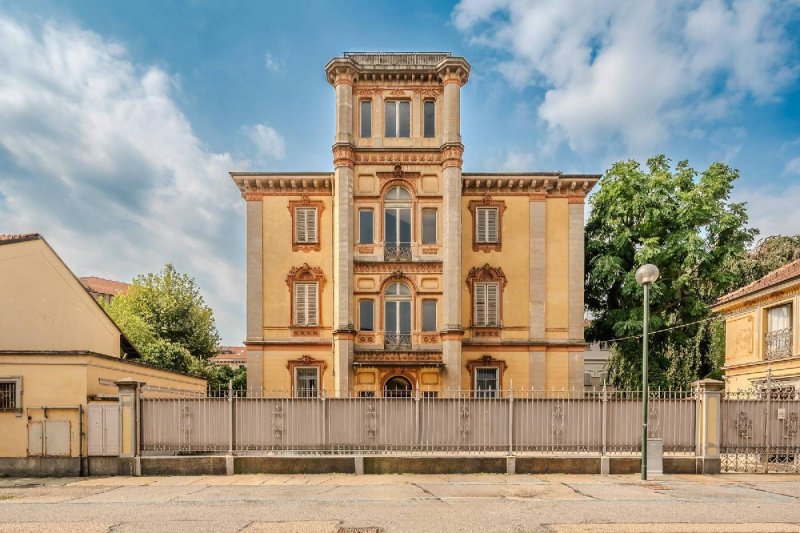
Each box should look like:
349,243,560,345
466,264,507,290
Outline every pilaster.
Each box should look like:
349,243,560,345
529,196,546,340
568,198,585,341
246,200,263,342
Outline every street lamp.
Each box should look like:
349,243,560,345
635,263,659,480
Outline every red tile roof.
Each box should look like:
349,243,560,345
211,346,246,363
79,276,130,297
0,233,41,244
715,259,800,306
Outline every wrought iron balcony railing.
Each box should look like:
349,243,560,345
384,244,412,262
384,334,412,349
765,328,793,360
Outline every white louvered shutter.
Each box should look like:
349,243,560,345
295,208,317,243
474,283,486,326
295,283,307,325
306,282,318,325
485,208,498,242
476,208,487,243
486,283,499,326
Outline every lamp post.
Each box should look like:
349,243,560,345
635,263,659,480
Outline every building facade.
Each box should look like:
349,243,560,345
713,259,800,391
232,52,599,397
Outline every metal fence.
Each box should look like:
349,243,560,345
140,389,696,456
721,387,800,473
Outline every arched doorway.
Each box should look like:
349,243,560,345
384,376,413,398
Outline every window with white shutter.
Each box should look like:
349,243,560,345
294,282,319,326
475,207,498,243
294,207,318,243
474,282,499,327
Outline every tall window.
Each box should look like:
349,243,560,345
422,300,437,332
360,100,372,138
359,299,374,331
423,100,435,138
359,209,374,244
384,186,412,261
475,368,499,398
385,100,410,138
294,282,319,326
474,282,499,327
421,209,437,245
384,282,411,348
294,207,318,243
766,303,793,360
295,367,319,397
475,207,499,243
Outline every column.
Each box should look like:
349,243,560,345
694,378,724,474
440,71,465,391
115,379,143,459
245,198,264,393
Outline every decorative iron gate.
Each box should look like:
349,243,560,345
721,383,800,473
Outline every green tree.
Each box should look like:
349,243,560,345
101,264,236,389
585,156,756,389
724,234,800,287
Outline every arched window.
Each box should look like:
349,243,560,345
384,281,411,348
384,186,412,261
384,375,413,398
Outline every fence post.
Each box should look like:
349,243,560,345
508,386,514,455
115,379,143,476
227,380,234,456
600,382,609,474
693,378,724,474
321,389,328,452
414,388,420,445
764,369,772,474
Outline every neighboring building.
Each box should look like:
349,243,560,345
210,346,246,369
0,234,206,472
231,52,599,397
713,259,800,391
584,341,612,390
79,276,130,305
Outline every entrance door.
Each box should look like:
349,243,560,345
384,376,413,398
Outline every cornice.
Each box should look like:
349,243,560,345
231,173,333,198
713,280,800,314
462,174,599,197
354,261,443,274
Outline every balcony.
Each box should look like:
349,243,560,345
765,328,793,360
384,245,412,262
384,333,412,350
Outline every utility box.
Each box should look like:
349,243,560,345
27,420,71,457
88,403,120,456
647,437,663,476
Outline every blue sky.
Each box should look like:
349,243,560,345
1,1,799,344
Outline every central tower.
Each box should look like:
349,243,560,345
325,53,471,395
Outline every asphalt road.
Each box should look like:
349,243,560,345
1,473,800,532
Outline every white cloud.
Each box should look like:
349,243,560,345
0,13,260,344
785,157,800,175
244,123,286,163
264,52,284,73
735,184,800,238
453,0,799,155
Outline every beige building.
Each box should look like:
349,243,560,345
714,259,800,391
231,52,599,397
210,346,247,369
0,234,206,471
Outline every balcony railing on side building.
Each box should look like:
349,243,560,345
384,333,412,349
384,244,412,262
765,328,793,360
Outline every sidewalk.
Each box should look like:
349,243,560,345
1,474,799,532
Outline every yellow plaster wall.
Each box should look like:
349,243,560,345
0,356,86,458
460,348,531,391
724,311,757,366
260,346,334,392
0,354,206,458
461,195,531,337
261,195,333,335
545,198,570,340
0,239,121,356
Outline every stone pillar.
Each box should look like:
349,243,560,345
115,379,143,459
332,144,356,396
334,77,354,145
567,198,585,341
529,195,546,340
440,72,465,391
694,378,724,474
245,198,264,393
